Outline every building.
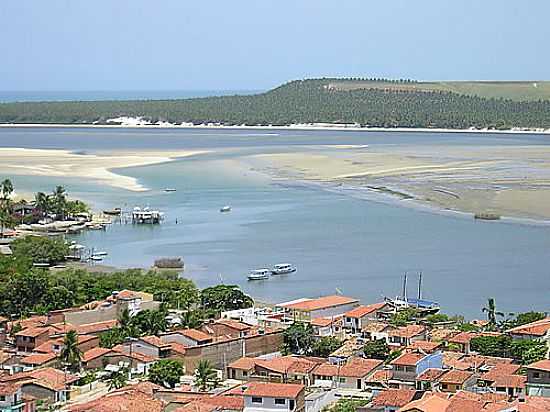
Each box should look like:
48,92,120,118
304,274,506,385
389,351,443,386
252,356,322,385
161,329,213,347
415,368,445,391
343,303,389,334
507,318,550,341
387,325,426,347
276,296,360,323
312,358,383,390
490,374,526,397
227,357,257,380
230,382,305,412
362,322,394,342
0,382,25,412
438,370,477,393
366,388,422,412
525,359,550,397
310,317,343,338
201,319,252,339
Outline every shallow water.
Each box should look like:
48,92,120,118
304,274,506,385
1,127,549,318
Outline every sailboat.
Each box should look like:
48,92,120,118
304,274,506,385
384,272,440,314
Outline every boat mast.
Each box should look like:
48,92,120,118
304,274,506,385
402,272,408,303
418,271,422,300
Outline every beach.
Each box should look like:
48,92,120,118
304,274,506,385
0,147,208,192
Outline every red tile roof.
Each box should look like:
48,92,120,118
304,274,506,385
345,303,386,318
0,382,21,396
416,368,446,382
170,342,187,355
21,352,57,366
3,367,79,391
526,359,550,372
82,347,112,363
255,356,320,375
362,321,392,334
215,319,251,331
439,369,474,385
232,382,304,399
68,389,166,412
140,335,171,348
179,329,213,342
313,358,382,378
372,389,418,407
75,320,119,335
490,374,526,389
310,317,336,327
368,369,393,383
507,318,550,337
447,332,478,345
228,357,257,370
110,347,157,363
390,352,425,366
399,392,451,412
389,325,426,339
481,364,521,382
15,326,51,338
407,340,442,353
278,295,359,312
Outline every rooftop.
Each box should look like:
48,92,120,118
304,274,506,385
177,328,213,342
82,347,112,363
255,356,320,375
407,340,443,353
20,352,57,366
390,351,426,366
277,295,359,312
344,302,386,318
490,374,526,389
389,324,426,338
526,359,550,372
232,381,304,399
507,318,550,337
313,358,382,378
228,357,257,371
214,319,251,331
416,368,446,382
371,388,419,408
439,369,474,385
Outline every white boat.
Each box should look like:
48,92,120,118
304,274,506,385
93,251,108,256
247,269,270,280
164,188,177,192
89,255,104,261
271,263,297,275
220,206,231,213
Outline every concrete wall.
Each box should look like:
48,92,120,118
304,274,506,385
415,352,443,376
175,331,283,374
244,391,305,412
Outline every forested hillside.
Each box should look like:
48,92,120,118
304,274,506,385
1,79,550,129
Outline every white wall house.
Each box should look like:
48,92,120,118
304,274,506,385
236,382,305,412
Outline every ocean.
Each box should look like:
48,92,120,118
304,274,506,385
1,126,549,318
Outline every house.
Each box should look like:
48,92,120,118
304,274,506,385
362,322,394,342
34,334,99,355
310,317,343,338
447,331,501,354
67,384,166,412
479,363,521,387
227,357,257,380
0,382,25,412
1,367,79,405
415,368,445,391
276,296,360,323
490,374,526,397
231,381,305,412
201,319,252,339
103,348,156,376
525,359,550,397
389,351,443,386
119,336,171,359
507,318,550,341
81,347,113,370
405,341,443,354
438,369,477,393
161,329,213,347
15,328,51,354
366,388,422,412
20,353,57,369
312,357,383,390
343,303,389,334
252,356,322,385
387,325,426,347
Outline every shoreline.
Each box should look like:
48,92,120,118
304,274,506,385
1,122,550,135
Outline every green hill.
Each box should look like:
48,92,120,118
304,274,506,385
325,79,550,102
1,78,550,129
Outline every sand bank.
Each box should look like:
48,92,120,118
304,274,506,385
0,148,208,191
245,144,550,220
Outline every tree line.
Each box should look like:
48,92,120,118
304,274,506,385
1,79,550,129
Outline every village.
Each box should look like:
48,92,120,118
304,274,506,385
0,284,547,412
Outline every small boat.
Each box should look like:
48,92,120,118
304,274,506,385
93,251,108,256
89,255,104,261
247,269,270,280
88,224,105,230
384,272,440,315
103,208,121,216
165,188,177,192
220,206,231,213
271,263,297,275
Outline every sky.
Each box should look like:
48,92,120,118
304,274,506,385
1,0,549,91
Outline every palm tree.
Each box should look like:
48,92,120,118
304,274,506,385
194,359,218,392
52,185,67,220
482,298,504,330
0,179,14,235
59,330,82,372
0,179,13,201
107,368,128,390
34,192,50,217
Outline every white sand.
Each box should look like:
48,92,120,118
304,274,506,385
0,148,208,191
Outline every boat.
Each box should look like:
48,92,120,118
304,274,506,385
247,269,270,280
271,263,297,275
220,206,231,213
384,272,440,315
103,208,121,216
164,188,177,192
474,212,500,221
93,251,108,256
89,255,104,261
88,224,105,230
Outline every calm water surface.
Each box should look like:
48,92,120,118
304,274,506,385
1,127,549,318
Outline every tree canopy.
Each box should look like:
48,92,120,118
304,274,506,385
148,359,184,388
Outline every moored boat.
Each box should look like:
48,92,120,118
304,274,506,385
103,208,122,216
164,188,177,192
220,206,231,213
271,263,296,275
247,269,270,280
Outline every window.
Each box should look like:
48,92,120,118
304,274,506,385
251,397,262,404
346,317,351,322
533,372,540,379
441,383,448,390
339,377,346,383
0,395,5,401
275,398,286,405
289,400,295,410
242,371,248,377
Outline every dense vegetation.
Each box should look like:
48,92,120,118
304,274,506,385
281,322,343,357
470,335,547,365
0,239,253,320
1,79,550,129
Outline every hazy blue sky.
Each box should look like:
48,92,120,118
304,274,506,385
1,0,549,91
